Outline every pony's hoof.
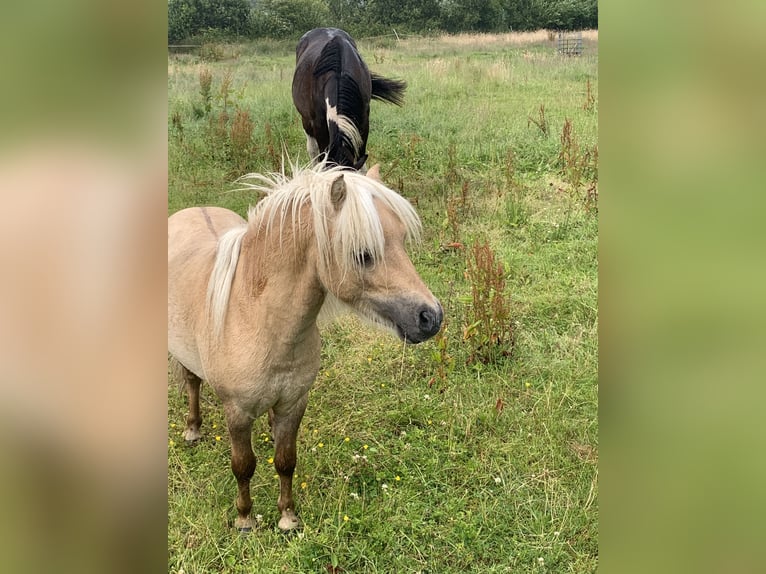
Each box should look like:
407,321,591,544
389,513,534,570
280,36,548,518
183,429,202,442
234,516,255,531
278,510,302,531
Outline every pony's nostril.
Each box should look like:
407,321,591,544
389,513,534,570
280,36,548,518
419,307,442,334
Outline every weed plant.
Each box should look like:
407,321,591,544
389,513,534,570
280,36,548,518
464,241,514,365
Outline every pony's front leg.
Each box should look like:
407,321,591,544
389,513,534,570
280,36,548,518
225,406,256,531
270,396,308,531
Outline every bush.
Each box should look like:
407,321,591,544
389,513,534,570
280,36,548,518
168,0,251,44
441,0,505,33
250,0,330,39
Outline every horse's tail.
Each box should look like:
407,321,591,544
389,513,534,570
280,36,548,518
371,74,407,106
206,225,248,339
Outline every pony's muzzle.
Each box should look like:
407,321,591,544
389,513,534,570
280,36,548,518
371,297,443,344
403,300,443,344
418,303,443,339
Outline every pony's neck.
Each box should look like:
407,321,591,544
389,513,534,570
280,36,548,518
239,206,325,342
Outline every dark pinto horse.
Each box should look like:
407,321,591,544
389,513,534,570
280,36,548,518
292,28,406,171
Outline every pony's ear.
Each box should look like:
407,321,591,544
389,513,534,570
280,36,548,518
330,174,346,210
366,163,381,182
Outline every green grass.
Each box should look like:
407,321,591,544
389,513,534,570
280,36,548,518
168,31,597,573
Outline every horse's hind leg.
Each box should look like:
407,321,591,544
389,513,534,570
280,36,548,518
225,405,257,531
181,366,203,443
271,396,308,531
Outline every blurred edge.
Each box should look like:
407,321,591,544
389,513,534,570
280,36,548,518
2,0,766,573
0,1,167,574
602,1,766,573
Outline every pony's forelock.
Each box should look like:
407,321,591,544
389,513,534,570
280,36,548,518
235,161,421,278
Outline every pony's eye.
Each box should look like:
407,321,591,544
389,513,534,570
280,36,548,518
356,250,374,268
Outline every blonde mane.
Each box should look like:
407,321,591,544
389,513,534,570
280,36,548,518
206,162,421,337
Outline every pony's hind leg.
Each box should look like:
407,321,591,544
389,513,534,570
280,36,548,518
270,397,308,531
226,405,257,531
180,365,203,443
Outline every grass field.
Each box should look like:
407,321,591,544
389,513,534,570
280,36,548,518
168,30,598,573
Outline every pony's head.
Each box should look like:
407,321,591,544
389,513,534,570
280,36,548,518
241,163,442,343
317,170,442,343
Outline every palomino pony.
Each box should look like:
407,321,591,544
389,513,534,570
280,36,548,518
168,163,442,531
292,28,407,170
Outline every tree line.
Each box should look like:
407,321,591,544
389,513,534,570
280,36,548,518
169,0,598,44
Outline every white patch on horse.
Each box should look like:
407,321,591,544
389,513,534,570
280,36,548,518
325,97,339,124
324,97,363,155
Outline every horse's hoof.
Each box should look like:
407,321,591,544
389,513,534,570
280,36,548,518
278,510,302,532
237,526,252,534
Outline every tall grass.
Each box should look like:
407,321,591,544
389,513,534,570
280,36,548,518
168,31,597,573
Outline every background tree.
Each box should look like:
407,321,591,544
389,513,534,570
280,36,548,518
169,0,597,43
441,0,506,33
250,0,331,39
363,0,443,35
502,0,598,31
168,0,251,43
